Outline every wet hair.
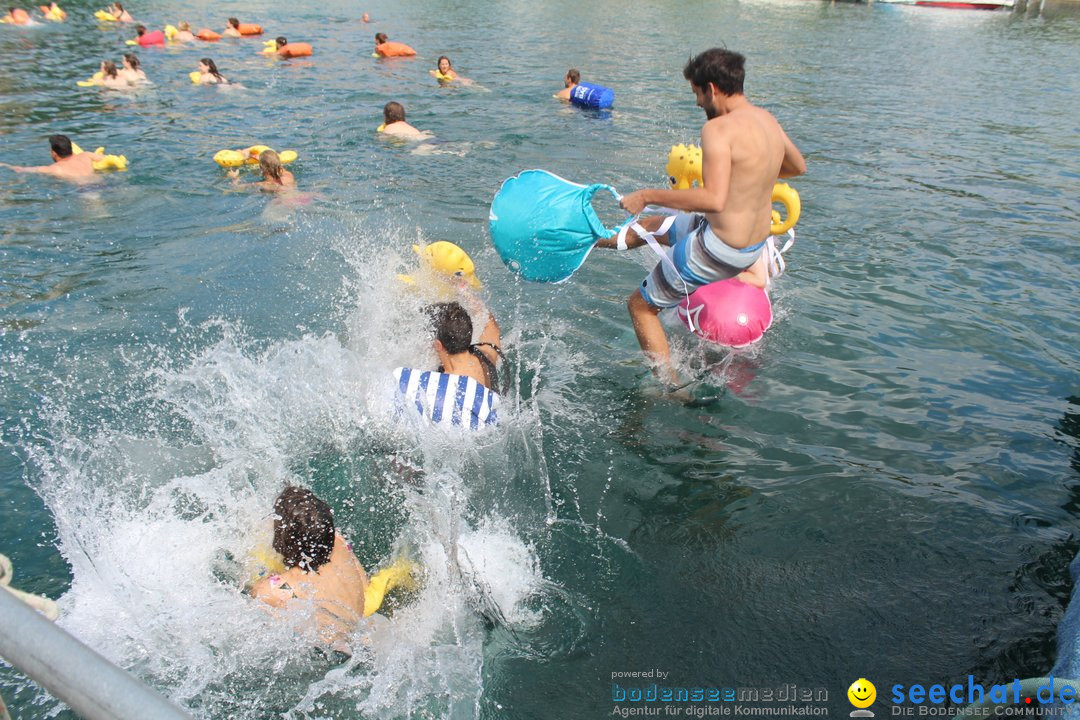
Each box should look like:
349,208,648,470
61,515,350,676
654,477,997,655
566,68,580,84
135,24,145,35
272,486,335,572
426,302,502,391
113,2,123,11
683,48,745,96
199,57,224,82
178,21,190,31
49,134,72,158
123,52,140,70
437,55,451,68
258,149,283,182
275,35,287,48
374,32,388,44
102,60,118,78
227,17,238,28
383,101,405,124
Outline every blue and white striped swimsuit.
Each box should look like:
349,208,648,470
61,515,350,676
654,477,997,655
393,367,500,429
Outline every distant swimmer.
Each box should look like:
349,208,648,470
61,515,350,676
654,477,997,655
249,486,368,649
106,2,132,21
39,1,64,20
595,48,806,382
118,53,146,83
431,55,472,85
193,57,227,84
227,149,295,191
0,134,104,180
394,300,504,430
171,21,195,42
97,60,130,88
361,12,370,22
223,16,240,36
3,6,31,23
378,101,430,140
554,68,579,101
132,23,164,46
373,32,415,57
265,36,313,59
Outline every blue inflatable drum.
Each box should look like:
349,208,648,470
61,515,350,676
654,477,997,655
569,81,614,109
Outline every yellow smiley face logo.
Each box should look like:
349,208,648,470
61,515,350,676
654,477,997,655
848,678,876,708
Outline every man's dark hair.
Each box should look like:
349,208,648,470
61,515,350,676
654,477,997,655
135,24,146,35
567,68,580,84
426,302,472,355
683,48,745,96
228,17,239,28
374,32,388,44
276,36,287,48
49,134,72,158
272,486,335,572
383,100,405,124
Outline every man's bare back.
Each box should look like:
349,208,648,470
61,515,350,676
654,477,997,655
2,151,101,181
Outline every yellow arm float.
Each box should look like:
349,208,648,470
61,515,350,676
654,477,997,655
666,143,801,234
364,557,419,617
71,142,127,171
213,147,298,167
94,9,116,20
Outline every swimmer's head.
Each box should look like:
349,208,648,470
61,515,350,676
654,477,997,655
135,24,146,35
565,68,580,86
426,302,473,355
178,21,189,31
361,12,370,22
258,149,283,181
112,2,123,12
683,48,745,98
437,55,452,73
374,32,388,44
102,60,118,78
123,52,139,70
199,57,221,78
272,486,335,573
227,17,238,28
383,100,405,124
49,134,72,159
275,35,287,49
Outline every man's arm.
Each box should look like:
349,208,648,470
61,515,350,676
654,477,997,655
620,124,731,215
778,127,806,178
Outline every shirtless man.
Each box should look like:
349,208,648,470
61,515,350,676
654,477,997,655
0,134,103,180
222,16,241,37
250,487,368,649
379,101,429,140
554,68,579,101
596,48,805,382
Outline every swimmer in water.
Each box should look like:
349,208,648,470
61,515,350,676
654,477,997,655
379,101,430,140
98,60,130,88
222,16,241,37
427,301,503,393
4,6,31,23
249,486,368,650
430,55,472,86
0,134,104,180
554,68,579,101
193,57,227,84
118,53,146,83
227,149,295,192
107,2,132,21
361,12,370,22
172,21,195,42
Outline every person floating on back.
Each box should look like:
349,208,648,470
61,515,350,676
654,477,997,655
554,68,579,101
0,134,104,180
594,48,806,384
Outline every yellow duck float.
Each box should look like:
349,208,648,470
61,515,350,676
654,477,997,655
70,141,128,171
213,145,298,168
666,143,800,235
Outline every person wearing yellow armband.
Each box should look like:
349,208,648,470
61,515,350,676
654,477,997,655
0,134,103,180
192,57,227,84
106,2,131,21
227,149,295,192
379,101,429,140
171,21,195,42
430,55,471,85
249,487,369,649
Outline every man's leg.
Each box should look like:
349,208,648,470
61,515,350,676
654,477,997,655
595,216,672,250
628,289,677,384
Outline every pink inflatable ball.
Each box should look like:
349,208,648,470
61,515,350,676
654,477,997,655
677,277,773,348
